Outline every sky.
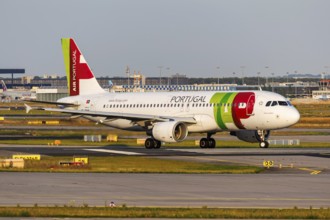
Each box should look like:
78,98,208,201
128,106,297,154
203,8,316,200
1,0,330,78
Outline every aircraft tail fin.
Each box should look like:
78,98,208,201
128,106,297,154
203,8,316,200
1,80,7,91
61,38,106,96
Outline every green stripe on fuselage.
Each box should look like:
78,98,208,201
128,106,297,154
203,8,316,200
210,92,237,130
61,38,71,92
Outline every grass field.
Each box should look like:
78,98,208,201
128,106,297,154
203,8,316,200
0,156,263,174
0,207,329,219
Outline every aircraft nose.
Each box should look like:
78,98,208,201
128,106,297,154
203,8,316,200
285,107,300,126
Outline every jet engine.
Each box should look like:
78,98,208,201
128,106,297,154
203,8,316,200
230,130,270,143
152,121,188,143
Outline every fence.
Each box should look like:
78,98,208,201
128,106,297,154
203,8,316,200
268,139,300,146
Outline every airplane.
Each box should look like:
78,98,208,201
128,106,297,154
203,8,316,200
1,80,36,101
25,38,300,149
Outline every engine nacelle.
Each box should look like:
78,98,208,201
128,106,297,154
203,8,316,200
152,121,188,143
230,130,270,143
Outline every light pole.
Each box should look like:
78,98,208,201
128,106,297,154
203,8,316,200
216,66,220,84
264,66,269,86
232,72,236,84
271,72,275,92
125,66,130,87
324,66,329,80
166,67,170,86
240,66,245,85
286,72,289,97
158,66,163,86
294,70,298,98
257,72,260,86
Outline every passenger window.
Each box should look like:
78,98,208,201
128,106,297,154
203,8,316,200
266,101,272,107
271,101,278,106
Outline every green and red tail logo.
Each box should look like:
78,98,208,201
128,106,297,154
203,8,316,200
61,38,95,96
210,92,255,129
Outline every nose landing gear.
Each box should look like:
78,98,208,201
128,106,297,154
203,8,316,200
257,130,270,148
259,141,269,148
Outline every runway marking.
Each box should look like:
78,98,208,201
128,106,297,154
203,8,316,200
84,149,143,155
299,167,322,175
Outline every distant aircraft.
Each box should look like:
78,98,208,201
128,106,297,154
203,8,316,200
1,80,36,101
26,38,300,149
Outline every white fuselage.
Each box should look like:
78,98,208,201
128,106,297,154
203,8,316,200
58,90,300,133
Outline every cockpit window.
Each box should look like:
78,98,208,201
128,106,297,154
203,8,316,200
278,101,288,106
266,100,292,107
271,101,278,106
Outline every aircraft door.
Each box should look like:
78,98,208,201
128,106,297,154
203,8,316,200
84,99,92,111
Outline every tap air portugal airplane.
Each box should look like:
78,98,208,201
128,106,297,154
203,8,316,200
26,38,300,149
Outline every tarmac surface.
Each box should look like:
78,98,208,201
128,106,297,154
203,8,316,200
0,125,329,209
0,172,329,208
0,145,330,208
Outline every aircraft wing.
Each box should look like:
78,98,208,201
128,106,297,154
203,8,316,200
26,105,197,124
26,100,80,106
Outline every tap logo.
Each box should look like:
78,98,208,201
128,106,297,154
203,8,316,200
210,92,255,130
71,50,77,93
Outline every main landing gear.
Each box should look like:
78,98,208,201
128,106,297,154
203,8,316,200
199,133,216,148
145,138,162,149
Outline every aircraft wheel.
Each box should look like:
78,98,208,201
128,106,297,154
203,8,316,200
259,141,269,148
208,138,216,148
154,140,162,149
200,138,209,148
145,138,155,149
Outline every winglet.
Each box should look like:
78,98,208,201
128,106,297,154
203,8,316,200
24,104,33,114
